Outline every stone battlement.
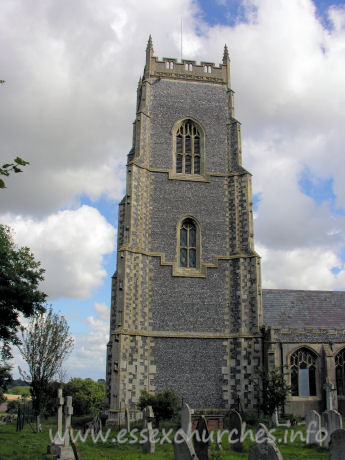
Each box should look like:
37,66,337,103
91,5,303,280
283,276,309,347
144,36,231,88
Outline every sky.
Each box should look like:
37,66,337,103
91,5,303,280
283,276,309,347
1,0,345,381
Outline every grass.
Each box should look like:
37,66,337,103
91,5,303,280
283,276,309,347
0,418,331,459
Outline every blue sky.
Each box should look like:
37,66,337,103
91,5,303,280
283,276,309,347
1,0,345,380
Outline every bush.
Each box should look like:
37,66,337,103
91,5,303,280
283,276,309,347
64,378,105,416
137,389,180,427
256,367,291,417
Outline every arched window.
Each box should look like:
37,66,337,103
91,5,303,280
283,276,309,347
290,348,317,397
179,218,198,268
335,349,345,396
175,119,202,175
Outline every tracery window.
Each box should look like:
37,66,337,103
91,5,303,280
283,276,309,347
290,348,317,397
175,119,201,175
179,218,197,268
336,349,345,396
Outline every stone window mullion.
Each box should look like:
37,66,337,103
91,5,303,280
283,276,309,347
174,119,202,176
290,348,317,397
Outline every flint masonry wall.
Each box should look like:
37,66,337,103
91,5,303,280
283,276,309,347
106,46,262,414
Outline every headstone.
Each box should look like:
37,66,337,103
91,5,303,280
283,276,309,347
322,409,342,448
194,416,210,460
174,403,197,459
173,435,198,460
142,406,155,454
47,391,74,460
256,423,269,442
305,410,321,446
64,396,73,447
330,428,345,460
271,408,279,426
248,440,283,460
181,403,193,437
324,378,336,411
57,388,64,438
125,405,130,432
229,409,243,452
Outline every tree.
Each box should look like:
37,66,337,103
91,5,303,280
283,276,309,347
0,157,29,189
0,225,46,403
0,225,47,357
63,378,105,416
138,389,180,427
0,364,12,404
256,367,291,418
18,308,74,432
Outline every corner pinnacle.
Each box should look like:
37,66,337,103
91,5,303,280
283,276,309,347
146,35,154,52
223,44,229,63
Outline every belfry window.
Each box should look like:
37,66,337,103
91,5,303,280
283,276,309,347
179,219,197,268
335,349,345,396
290,348,317,397
175,119,201,175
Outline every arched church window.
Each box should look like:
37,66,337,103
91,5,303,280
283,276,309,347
175,119,202,175
335,348,345,396
179,218,198,268
290,348,317,397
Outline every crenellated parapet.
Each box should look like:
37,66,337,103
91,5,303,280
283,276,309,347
144,36,231,89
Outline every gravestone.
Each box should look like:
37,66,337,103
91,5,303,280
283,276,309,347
194,416,210,460
248,440,283,460
271,408,279,426
322,410,342,448
173,436,198,460
229,409,243,452
57,388,64,437
324,377,336,411
181,402,193,436
64,396,73,447
256,423,269,442
142,406,155,454
173,403,197,460
125,406,130,432
330,428,345,460
47,391,74,460
305,410,321,446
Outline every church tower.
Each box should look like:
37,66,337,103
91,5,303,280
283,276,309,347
106,37,263,419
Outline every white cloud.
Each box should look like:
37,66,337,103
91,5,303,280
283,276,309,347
0,206,115,299
258,243,345,290
65,302,110,379
94,302,110,321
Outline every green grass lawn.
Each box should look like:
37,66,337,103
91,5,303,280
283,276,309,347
0,419,330,459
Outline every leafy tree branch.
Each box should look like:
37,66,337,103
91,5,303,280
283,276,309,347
0,157,30,189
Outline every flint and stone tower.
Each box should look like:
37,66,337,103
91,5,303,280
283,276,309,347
106,37,263,418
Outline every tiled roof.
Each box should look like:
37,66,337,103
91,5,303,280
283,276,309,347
262,289,345,328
